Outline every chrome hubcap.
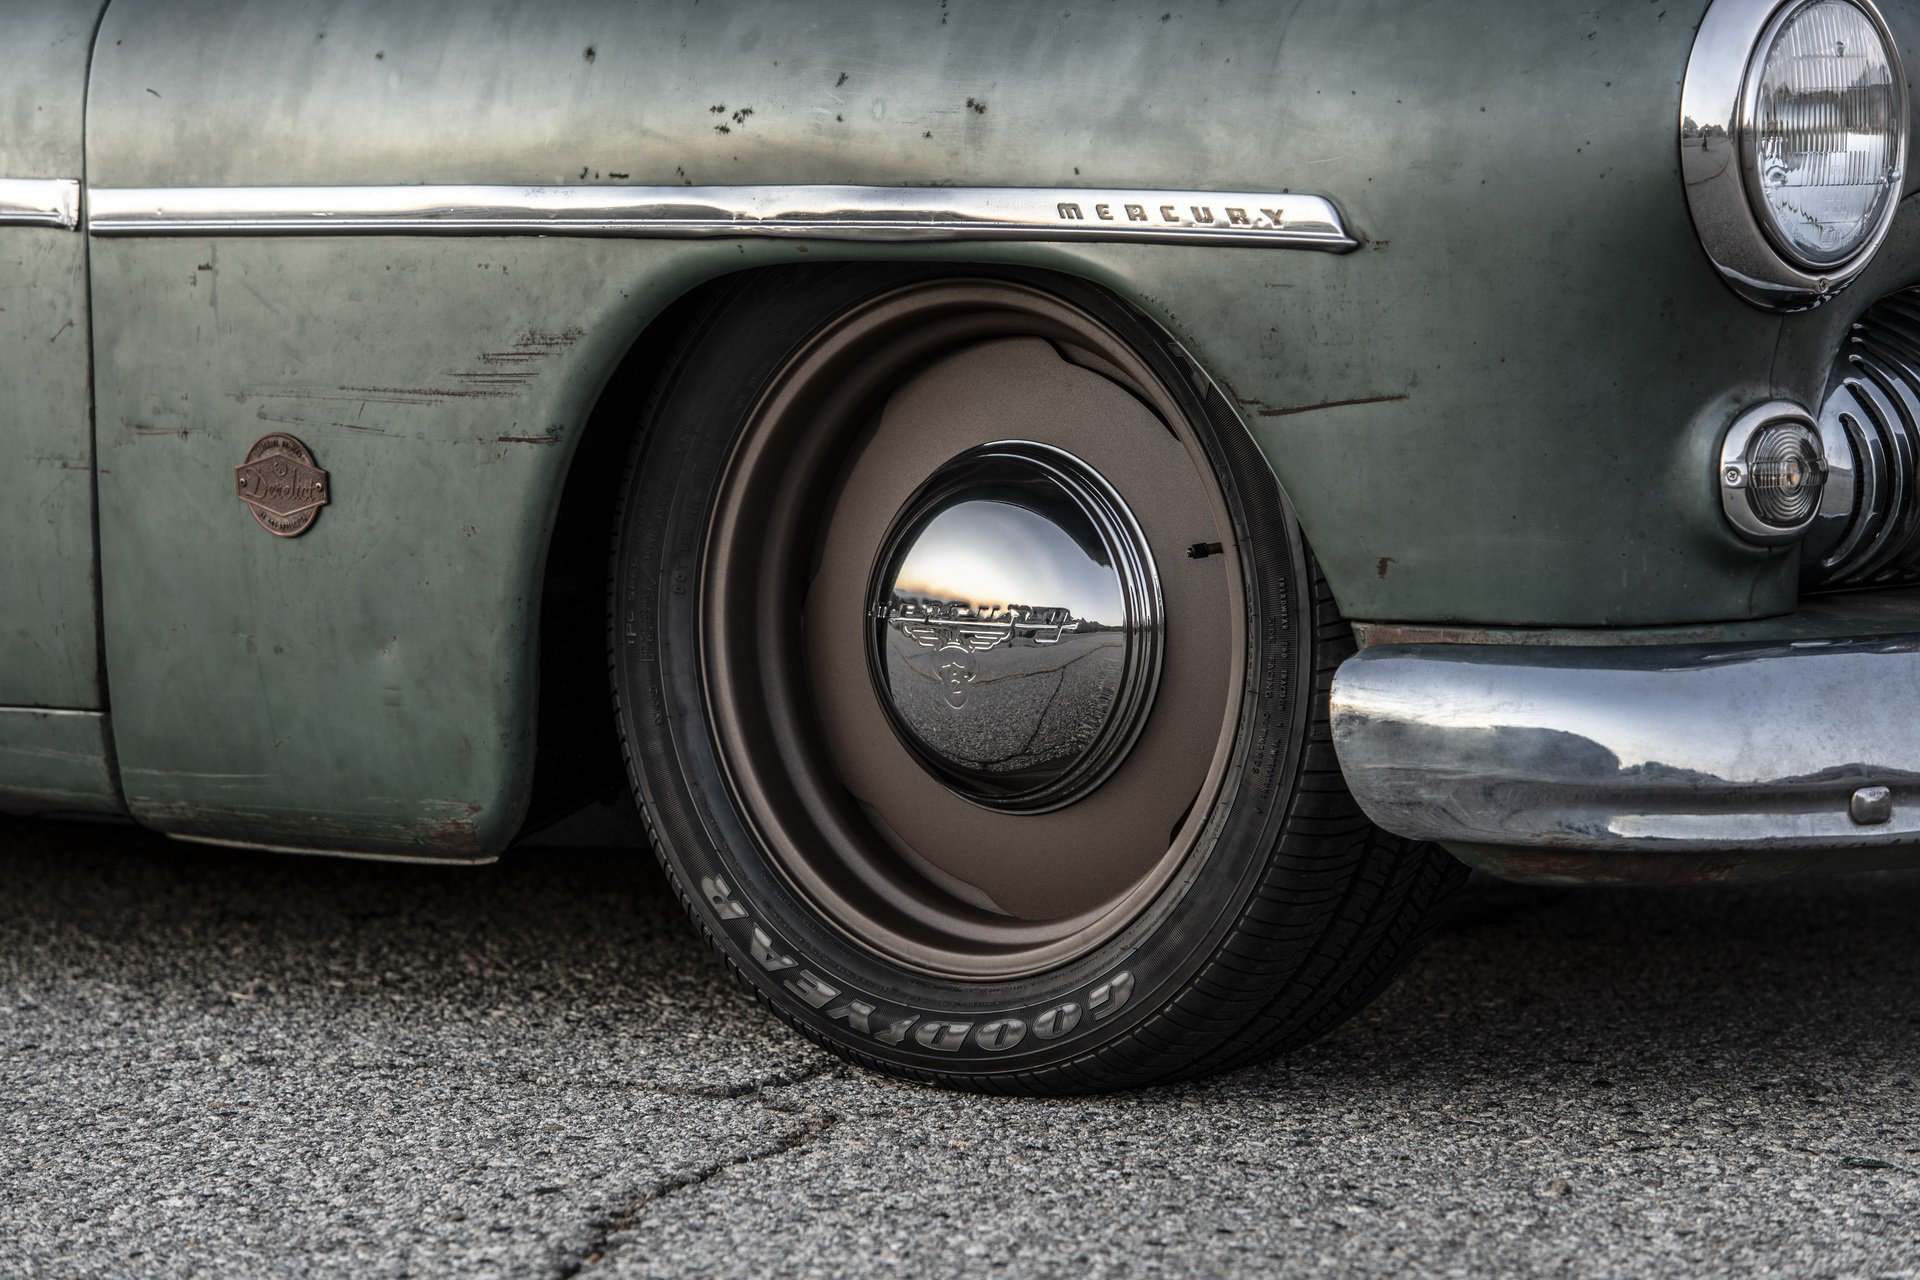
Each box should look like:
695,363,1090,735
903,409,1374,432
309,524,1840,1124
867,441,1162,813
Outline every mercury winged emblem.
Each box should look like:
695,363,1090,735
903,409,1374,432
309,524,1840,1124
875,597,1084,708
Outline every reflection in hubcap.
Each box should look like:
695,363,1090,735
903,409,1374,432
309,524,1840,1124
868,442,1162,813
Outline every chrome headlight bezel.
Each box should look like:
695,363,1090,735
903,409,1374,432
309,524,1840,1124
1681,0,1909,311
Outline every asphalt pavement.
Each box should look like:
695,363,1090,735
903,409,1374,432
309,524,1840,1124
2,817,1917,1278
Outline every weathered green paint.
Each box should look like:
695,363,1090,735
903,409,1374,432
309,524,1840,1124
0,709,122,817
0,231,98,709
0,0,101,177
89,236,649,855
0,0,106,711
85,0,1825,632
48,0,1920,854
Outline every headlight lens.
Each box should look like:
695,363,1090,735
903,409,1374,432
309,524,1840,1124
1720,403,1829,544
1747,0,1904,270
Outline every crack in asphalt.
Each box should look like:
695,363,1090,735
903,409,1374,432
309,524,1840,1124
555,1112,841,1277
649,1059,839,1101
501,1059,839,1102
552,1066,842,1277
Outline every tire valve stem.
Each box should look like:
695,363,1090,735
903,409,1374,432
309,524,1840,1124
1186,541,1224,560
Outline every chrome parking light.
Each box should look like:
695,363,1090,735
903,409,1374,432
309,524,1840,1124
1720,401,1828,543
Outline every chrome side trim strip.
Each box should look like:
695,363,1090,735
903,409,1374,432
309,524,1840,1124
1331,635,1920,859
0,178,80,230
86,184,1358,250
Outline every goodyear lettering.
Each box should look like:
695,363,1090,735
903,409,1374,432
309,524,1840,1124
785,970,840,1009
701,874,749,920
824,997,880,1032
1088,971,1135,1021
974,1019,1027,1052
707,889,1135,1056
872,1015,918,1046
913,1021,973,1052
1032,1002,1082,1040
749,926,797,972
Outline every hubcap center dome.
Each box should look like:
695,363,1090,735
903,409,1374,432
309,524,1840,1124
867,442,1161,813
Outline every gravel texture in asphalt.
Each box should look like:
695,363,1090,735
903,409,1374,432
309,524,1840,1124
2,818,1917,1278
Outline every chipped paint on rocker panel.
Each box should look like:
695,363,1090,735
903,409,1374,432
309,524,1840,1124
84,184,1359,250
0,178,80,229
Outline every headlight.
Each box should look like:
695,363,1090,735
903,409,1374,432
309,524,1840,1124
1683,0,1908,310
1748,2,1903,268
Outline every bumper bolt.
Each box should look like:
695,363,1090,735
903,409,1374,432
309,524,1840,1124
1850,785,1893,826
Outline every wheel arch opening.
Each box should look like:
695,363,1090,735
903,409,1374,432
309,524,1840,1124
517,269,746,846
515,257,1282,849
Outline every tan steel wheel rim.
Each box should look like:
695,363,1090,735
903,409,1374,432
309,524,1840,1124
701,280,1246,980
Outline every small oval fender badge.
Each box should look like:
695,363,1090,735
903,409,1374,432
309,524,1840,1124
235,433,329,537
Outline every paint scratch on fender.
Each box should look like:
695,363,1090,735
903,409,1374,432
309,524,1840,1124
1256,394,1408,418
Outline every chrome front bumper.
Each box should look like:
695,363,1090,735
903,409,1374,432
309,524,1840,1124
1331,623,1920,883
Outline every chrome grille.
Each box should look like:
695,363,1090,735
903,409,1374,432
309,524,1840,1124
1807,292,1920,590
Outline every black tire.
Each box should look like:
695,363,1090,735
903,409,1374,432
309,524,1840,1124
609,266,1465,1093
